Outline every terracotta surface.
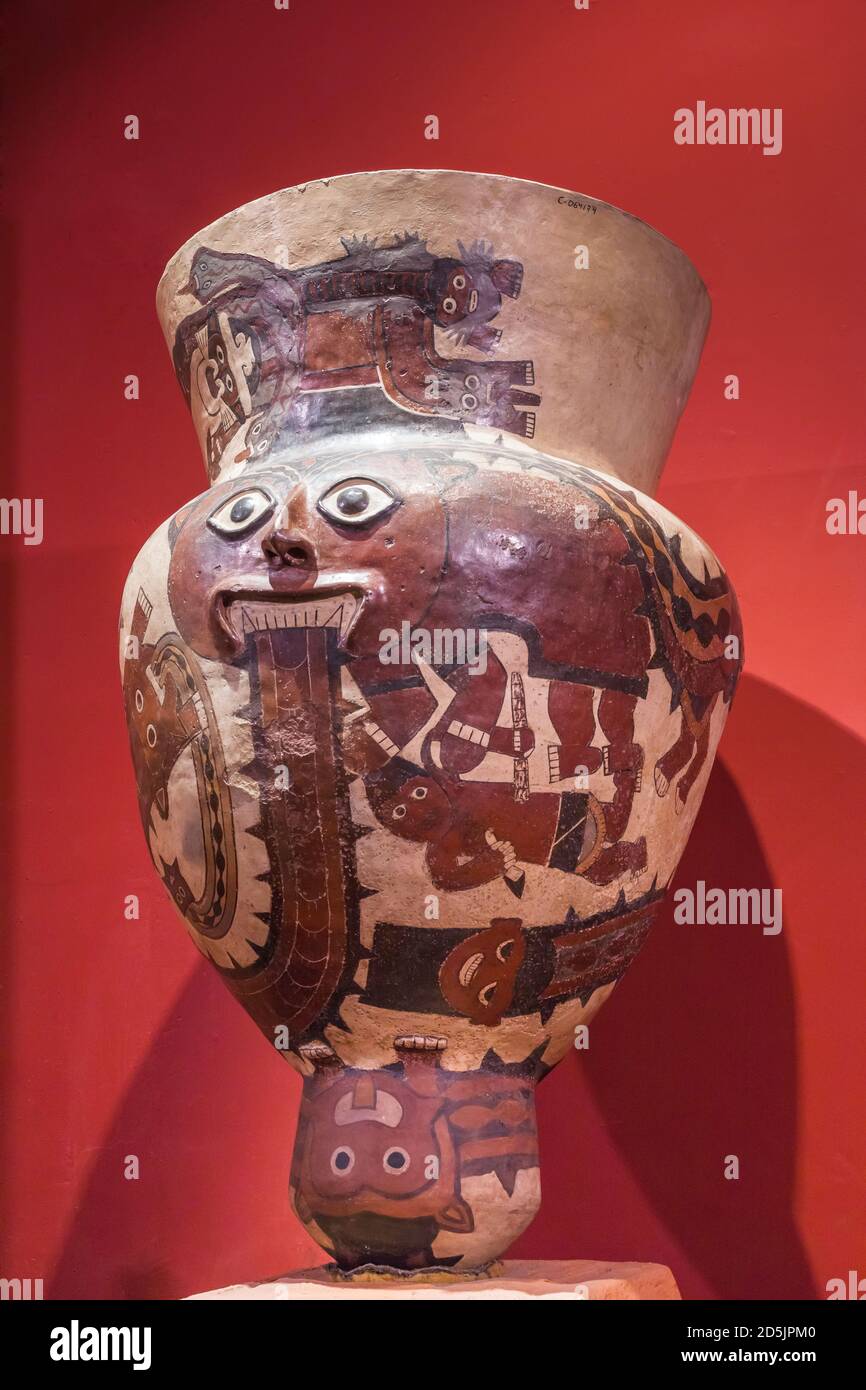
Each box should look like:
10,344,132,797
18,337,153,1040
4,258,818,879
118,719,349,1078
186,1259,681,1301
157,170,709,499
121,170,742,1273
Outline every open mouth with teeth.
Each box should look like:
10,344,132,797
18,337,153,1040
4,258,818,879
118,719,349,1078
458,952,485,988
216,589,361,653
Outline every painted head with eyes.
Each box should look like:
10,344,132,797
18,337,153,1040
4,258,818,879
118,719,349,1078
430,259,478,327
167,456,449,661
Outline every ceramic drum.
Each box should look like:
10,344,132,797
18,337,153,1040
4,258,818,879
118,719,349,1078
120,170,742,1271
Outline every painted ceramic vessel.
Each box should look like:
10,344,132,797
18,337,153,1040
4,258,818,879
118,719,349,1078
121,171,742,1272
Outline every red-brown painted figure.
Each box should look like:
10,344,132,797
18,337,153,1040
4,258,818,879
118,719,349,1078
438,919,527,1025
172,236,539,477
291,1037,538,1270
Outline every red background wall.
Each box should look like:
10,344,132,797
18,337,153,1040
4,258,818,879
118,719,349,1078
2,0,864,1300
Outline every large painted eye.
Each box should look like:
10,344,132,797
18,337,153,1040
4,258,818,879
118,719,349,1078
392,804,407,820
453,275,466,290
317,478,397,527
410,786,428,800
330,1147,355,1176
441,296,457,314
383,1147,410,1174
207,488,275,537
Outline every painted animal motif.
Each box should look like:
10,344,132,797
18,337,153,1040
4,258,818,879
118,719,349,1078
291,1037,538,1269
121,588,237,936
433,904,659,1026
239,626,354,1035
173,235,540,476
359,890,662,1026
569,468,743,811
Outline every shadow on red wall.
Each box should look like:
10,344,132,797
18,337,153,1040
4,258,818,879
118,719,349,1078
515,673,860,1299
48,964,318,1300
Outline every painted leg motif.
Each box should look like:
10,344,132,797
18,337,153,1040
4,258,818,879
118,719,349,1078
673,722,712,813
654,715,696,797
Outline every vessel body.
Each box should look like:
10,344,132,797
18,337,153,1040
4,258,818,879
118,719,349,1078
121,171,742,1270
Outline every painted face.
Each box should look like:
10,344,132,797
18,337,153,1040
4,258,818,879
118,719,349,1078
167,456,448,661
188,254,216,297
241,411,275,464
185,312,259,473
439,919,526,1024
369,776,451,841
433,260,480,325
204,316,240,412
303,1072,447,1206
123,629,197,824
294,1069,476,1268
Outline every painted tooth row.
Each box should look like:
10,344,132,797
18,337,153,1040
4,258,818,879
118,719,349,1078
229,595,357,641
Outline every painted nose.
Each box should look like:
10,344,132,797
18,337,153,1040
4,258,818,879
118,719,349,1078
262,528,316,568
353,1075,377,1110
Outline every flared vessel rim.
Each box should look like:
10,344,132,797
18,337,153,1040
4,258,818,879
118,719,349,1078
158,168,709,300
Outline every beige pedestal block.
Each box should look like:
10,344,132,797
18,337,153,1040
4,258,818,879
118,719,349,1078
187,1259,681,1301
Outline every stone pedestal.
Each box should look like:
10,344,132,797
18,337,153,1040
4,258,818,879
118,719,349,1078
187,1260,681,1301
